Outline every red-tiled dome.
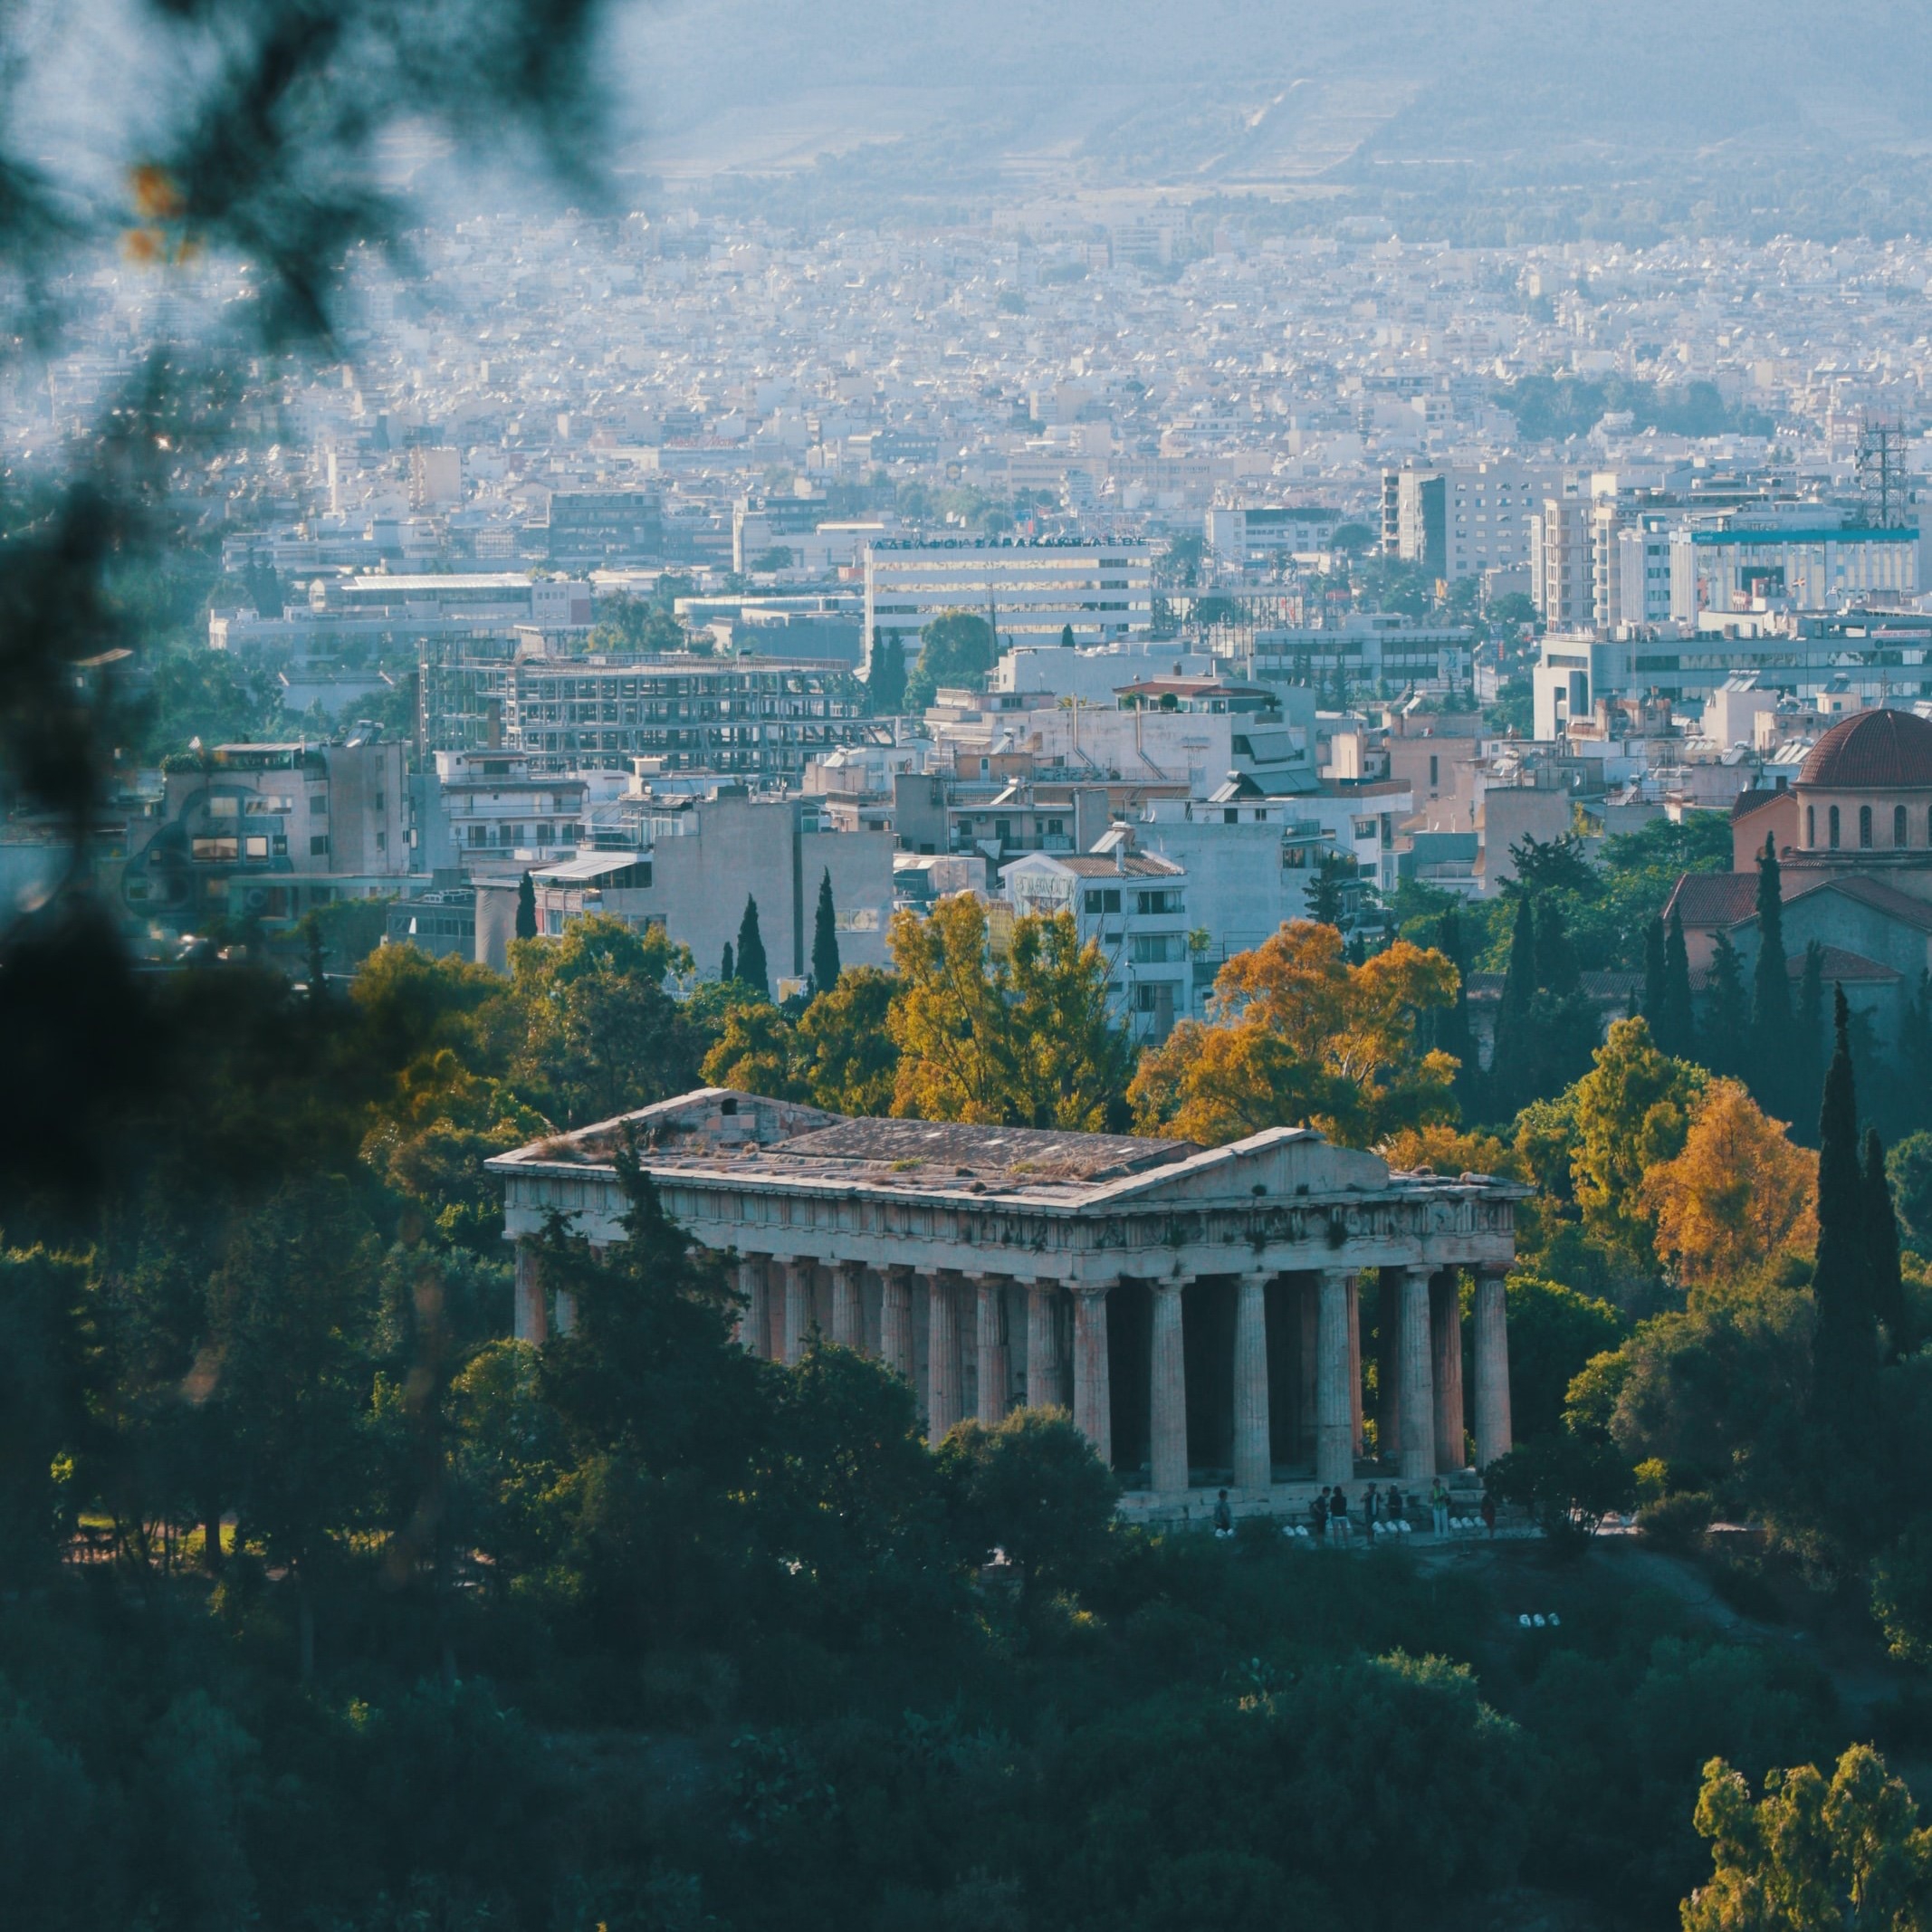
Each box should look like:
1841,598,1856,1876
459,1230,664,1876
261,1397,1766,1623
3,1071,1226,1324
1798,709,1932,790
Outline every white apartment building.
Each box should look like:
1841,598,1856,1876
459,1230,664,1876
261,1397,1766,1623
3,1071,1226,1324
862,538,1153,677
1531,496,1594,629
427,749,588,876
1616,521,1677,629
1204,504,1344,569
1386,464,1544,582
1002,838,1191,1041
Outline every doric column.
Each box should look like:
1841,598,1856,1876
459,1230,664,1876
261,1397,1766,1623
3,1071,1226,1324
1072,1288,1112,1467
1315,1268,1353,1487
1231,1273,1271,1494
880,1266,915,1382
1378,1270,1402,1467
1431,1270,1468,1472
1149,1278,1190,1496
780,1257,811,1366
926,1273,961,1440
1398,1264,1436,1484
1473,1267,1513,1470
1297,1279,1318,1461
831,1259,865,1351
514,1240,546,1345
975,1277,1010,1425
1347,1270,1363,1456
1026,1283,1064,1409
736,1255,770,1357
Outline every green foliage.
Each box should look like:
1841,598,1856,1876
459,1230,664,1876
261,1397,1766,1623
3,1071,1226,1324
1891,1132,1932,1255
1487,1433,1636,1545
735,894,771,1000
1684,1745,1932,1932
1503,1274,1626,1440
904,610,997,711
809,869,840,997
867,630,908,713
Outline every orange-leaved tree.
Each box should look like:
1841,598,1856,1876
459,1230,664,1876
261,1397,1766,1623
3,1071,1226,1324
1128,921,1460,1148
1640,1076,1817,1293
886,896,1130,1130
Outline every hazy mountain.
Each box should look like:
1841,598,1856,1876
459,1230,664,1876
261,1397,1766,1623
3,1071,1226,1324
613,1,1932,238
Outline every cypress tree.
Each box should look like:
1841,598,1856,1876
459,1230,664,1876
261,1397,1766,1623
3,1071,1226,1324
1435,909,1478,1114
736,895,770,999
1812,987,1876,1417
1703,932,1750,1076
1641,915,1666,1031
1901,969,1932,1101
1059,622,1076,648
1751,831,1791,1108
810,868,841,997
1793,942,1826,1141
1501,893,1537,1021
1659,907,1695,1059
515,870,538,942
720,940,734,984
1866,1126,1908,1361
1535,898,1580,997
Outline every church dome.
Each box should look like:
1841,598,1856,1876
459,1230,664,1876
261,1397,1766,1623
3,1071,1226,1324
1798,708,1932,790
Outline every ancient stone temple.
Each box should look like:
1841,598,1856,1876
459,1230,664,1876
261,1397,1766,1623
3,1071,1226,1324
488,1089,1525,1515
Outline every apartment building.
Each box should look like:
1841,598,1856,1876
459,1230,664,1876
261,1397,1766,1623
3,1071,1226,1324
1531,495,1594,629
1002,835,1191,1041
1385,463,1542,581
1669,521,1920,619
522,787,894,985
417,641,878,780
122,737,412,930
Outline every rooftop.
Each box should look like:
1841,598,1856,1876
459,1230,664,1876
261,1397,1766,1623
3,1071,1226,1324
1798,709,1932,791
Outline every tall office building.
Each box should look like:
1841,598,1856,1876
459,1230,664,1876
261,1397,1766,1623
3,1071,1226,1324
861,538,1152,678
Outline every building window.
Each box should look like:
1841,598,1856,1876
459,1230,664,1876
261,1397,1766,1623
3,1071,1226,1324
1806,806,1815,847
1897,805,1909,849
1860,805,1873,850
1830,806,1841,849
1083,888,1122,915
310,835,330,857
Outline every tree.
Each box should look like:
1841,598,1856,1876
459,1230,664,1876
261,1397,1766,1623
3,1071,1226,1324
512,914,703,1129
1642,915,1667,1033
809,869,840,997
1501,891,1538,1023
1129,923,1459,1149
701,1001,808,1102
1793,941,1827,1142
212,1176,382,1676
1751,832,1792,1112
1501,1275,1626,1440
904,610,997,711
1640,1079,1817,1292
937,1408,1118,1612
1702,933,1751,1077
1535,898,1581,997
534,1153,764,1651
1487,1433,1636,1545
1659,907,1697,1060
1812,989,1876,1423
1866,1128,1908,1359
1889,1131,1932,1254
720,940,734,984
867,631,907,713
1433,907,1481,1118
1683,1746,1932,1932
888,900,1129,1130
1059,622,1076,648
735,895,770,1001
1306,849,1354,928
799,966,900,1117
515,872,538,942
1568,1018,1705,1271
